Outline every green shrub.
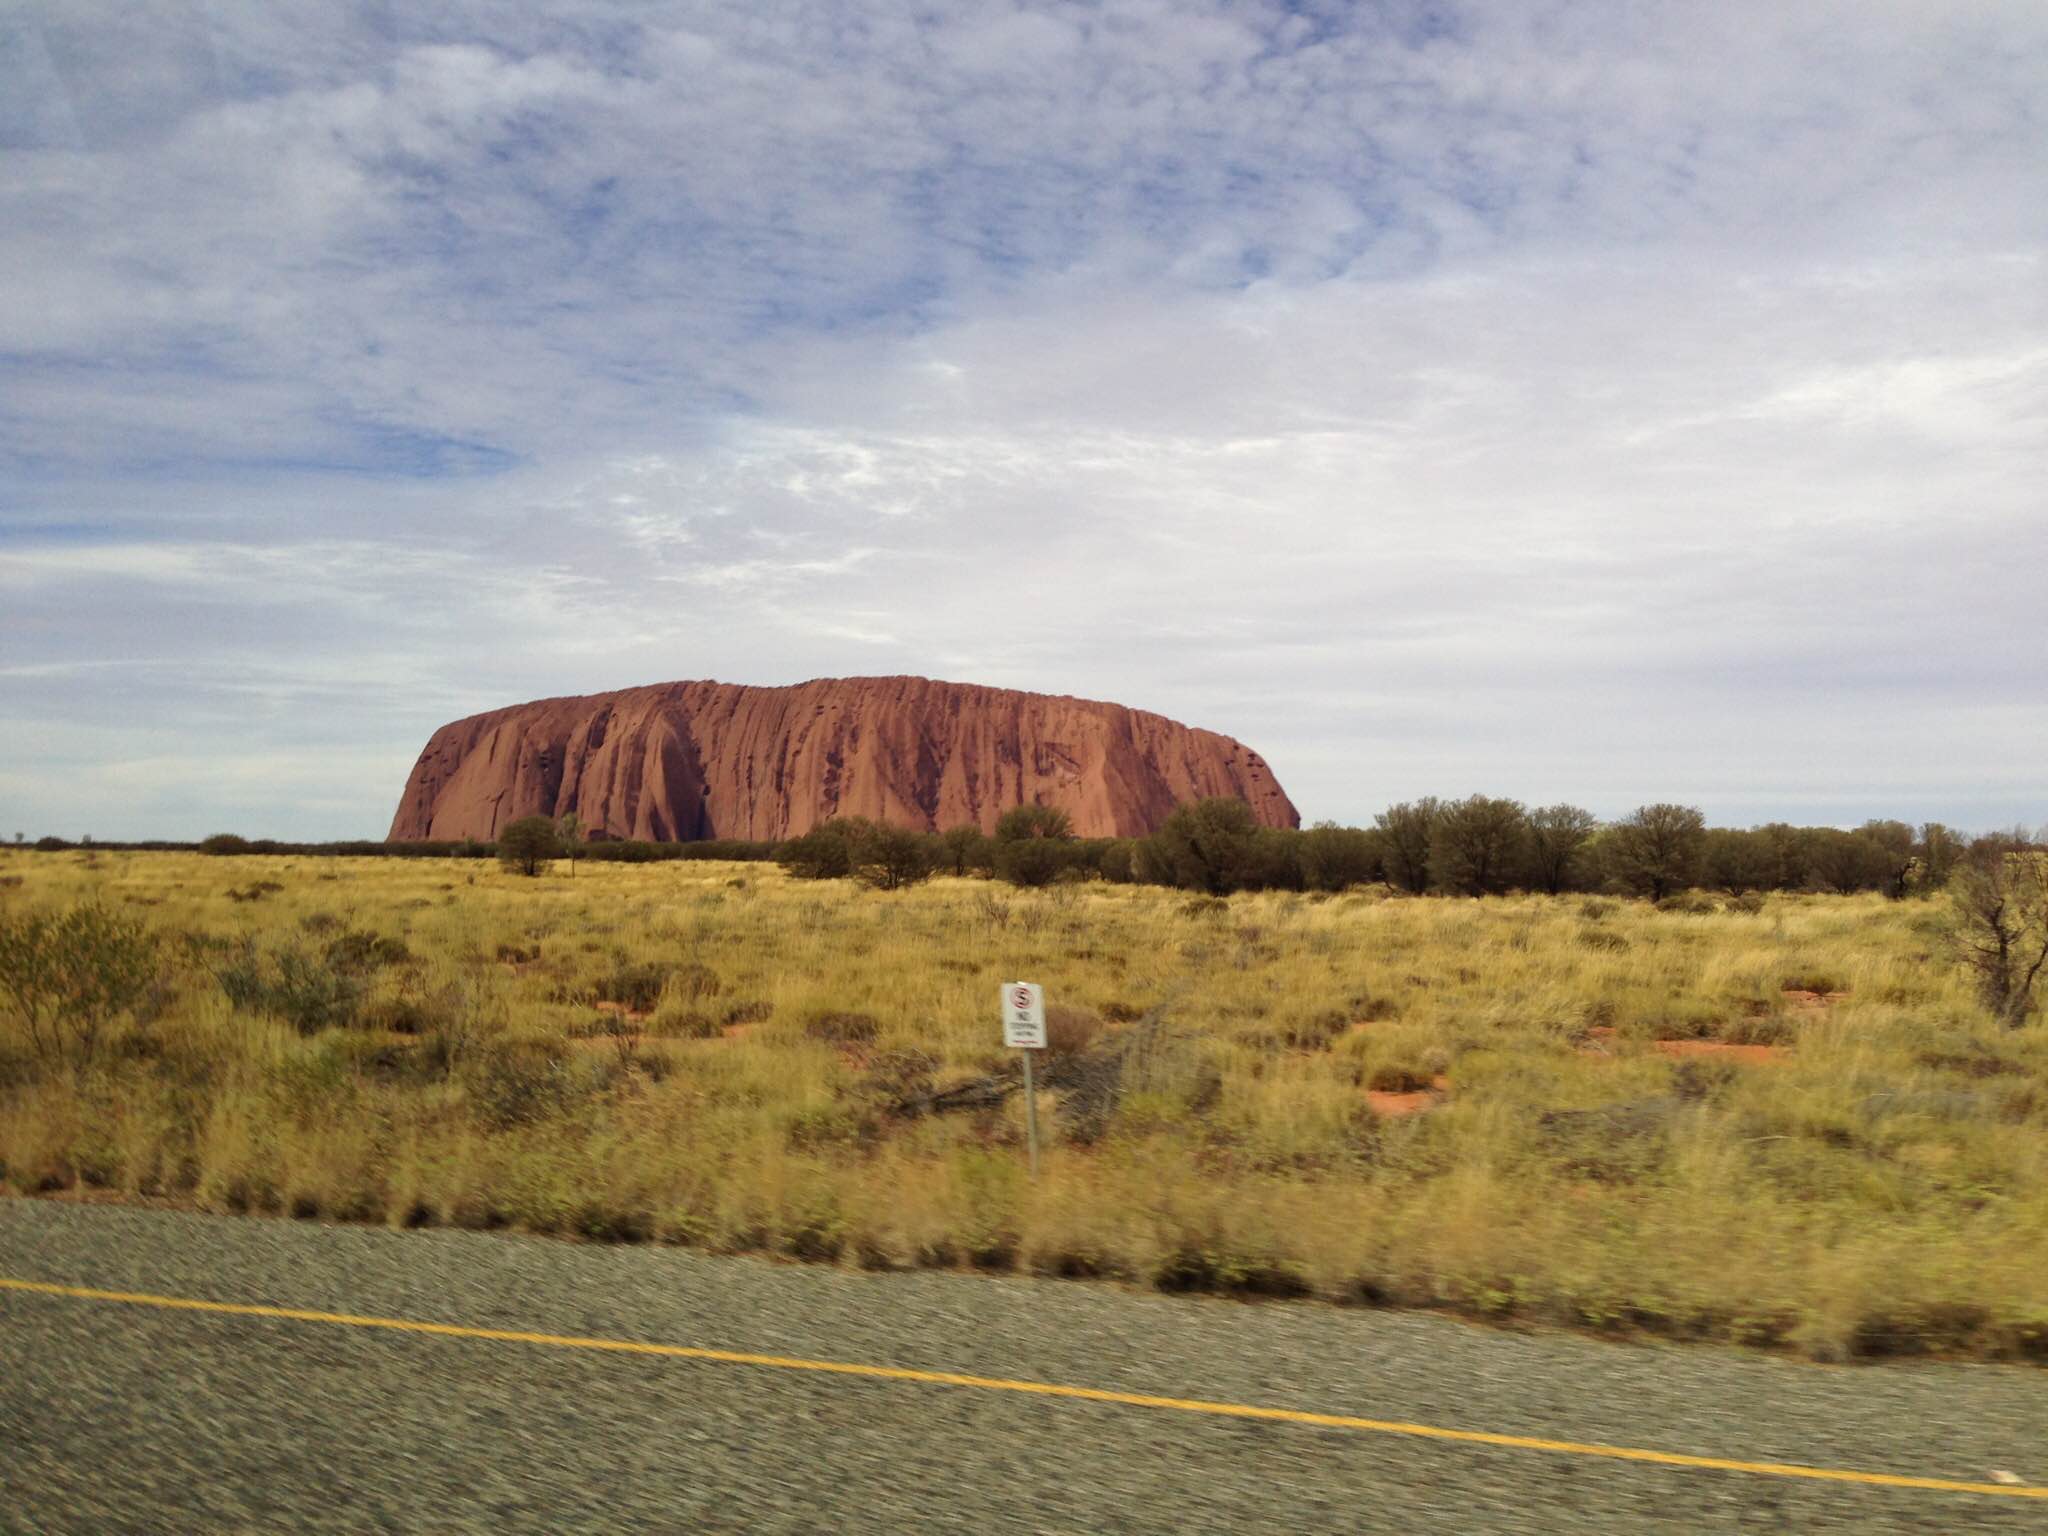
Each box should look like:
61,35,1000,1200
805,1011,880,1044
595,961,669,1012
1780,966,1846,995
854,824,935,891
0,903,162,1063
262,945,364,1034
648,1008,721,1040
206,937,363,1034
320,930,412,972
991,805,1075,888
666,962,722,1003
994,837,1070,888
778,820,873,881
463,1039,584,1128
1655,892,1719,915
933,825,993,876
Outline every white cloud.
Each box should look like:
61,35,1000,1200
2,1,2045,837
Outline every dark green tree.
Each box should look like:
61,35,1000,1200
1139,798,1262,894
994,804,1072,842
1917,823,1965,892
1757,823,1810,891
1947,851,2048,1026
1604,804,1706,900
1802,828,1888,895
1525,804,1597,895
853,824,935,891
1427,795,1530,896
933,825,991,877
777,819,874,880
1860,820,1917,899
1093,838,1138,884
993,803,1074,887
496,816,562,877
1702,828,1777,895
1373,798,1439,894
1297,822,1380,892
995,838,1070,888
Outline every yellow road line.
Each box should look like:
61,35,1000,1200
1,1275,2038,1501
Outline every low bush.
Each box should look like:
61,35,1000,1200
1655,892,1720,915
665,963,722,1003
648,1008,721,1040
594,961,670,1013
0,903,162,1063
207,938,364,1035
321,929,413,971
462,1039,586,1129
806,1011,880,1044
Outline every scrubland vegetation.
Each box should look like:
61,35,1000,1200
768,796,1987,903
2,843,2045,1362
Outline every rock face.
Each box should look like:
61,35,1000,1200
387,676,1298,843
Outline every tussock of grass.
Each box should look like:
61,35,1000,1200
1,845,2045,1361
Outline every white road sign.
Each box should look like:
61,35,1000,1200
1002,981,1046,1049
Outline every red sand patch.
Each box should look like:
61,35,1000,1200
1653,1040,1786,1064
1579,1028,1786,1063
1366,1074,1451,1117
1782,989,1849,1012
1366,1090,1430,1116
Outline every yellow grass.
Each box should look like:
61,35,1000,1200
2,845,2044,1360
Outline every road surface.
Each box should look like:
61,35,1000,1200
2,1200,2042,1533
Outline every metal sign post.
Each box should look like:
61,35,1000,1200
1001,982,1046,1175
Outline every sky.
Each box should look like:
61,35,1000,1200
2,0,2044,841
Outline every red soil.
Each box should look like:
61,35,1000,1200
1652,1040,1787,1064
1366,1074,1451,1117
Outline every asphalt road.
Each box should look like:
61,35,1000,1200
1,1201,2042,1534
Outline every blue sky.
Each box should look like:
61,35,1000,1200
3,0,2045,839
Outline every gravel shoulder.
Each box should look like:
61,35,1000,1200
2,1200,2043,1534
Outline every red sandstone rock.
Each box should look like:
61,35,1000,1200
387,676,1299,842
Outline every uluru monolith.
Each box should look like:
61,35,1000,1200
387,676,1298,842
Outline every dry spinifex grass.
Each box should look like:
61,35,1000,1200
0,845,2043,1360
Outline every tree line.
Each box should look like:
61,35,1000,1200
772,796,2036,902
17,803,2030,904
